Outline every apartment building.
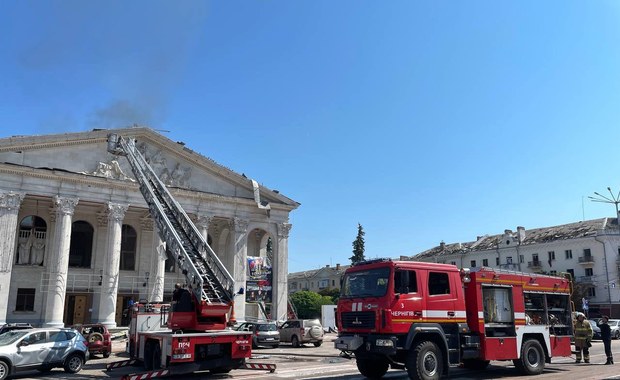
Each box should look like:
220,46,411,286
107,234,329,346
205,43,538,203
288,264,349,294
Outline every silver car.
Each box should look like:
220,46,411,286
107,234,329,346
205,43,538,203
607,319,620,340
279,319,324,347
0,327,88,380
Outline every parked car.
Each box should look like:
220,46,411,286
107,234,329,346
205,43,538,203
588,319,602,339
606,319,620,340
278,319,324,347
235,322,280,348
71,324,112,358
0,327,88,380
0,324,32,336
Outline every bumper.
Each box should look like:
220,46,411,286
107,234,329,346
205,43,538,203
256,338,280,345
335,335,397,355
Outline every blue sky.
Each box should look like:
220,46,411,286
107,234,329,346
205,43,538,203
2,1,620,273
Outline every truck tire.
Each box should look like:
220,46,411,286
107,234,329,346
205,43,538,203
462,359,490,370
513,339,544,375
143,342,153,371
152,342,162,369
356,355,389,379
406,341,443,380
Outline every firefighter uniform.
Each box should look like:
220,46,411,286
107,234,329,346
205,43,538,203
574,313,593,363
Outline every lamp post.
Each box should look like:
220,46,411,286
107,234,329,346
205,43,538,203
588,187,620,317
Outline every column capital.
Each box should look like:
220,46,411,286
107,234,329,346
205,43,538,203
195,214,214,230
0,191,25,212
233,217,249,234
53,196,79,216
141,216,154,231
107,202,129,222
278,223,292,238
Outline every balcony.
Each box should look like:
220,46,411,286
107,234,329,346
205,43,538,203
527,260,543,270
576,276,596,286
578,255,595,265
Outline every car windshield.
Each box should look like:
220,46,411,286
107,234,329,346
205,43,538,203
341,267,390,298
257,324,277,332
0,330,29,346
303,320,321,328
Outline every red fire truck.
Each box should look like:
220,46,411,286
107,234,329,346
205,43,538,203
105,134,275,379
335,259,573,380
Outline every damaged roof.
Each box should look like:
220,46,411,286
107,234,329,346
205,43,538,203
413,218,618,260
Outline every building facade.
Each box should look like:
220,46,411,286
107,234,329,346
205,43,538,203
288,264,349,294
0,127,298,327
410,218,620,317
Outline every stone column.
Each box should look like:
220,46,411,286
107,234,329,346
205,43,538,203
195,214,212,242
149,225,166,303
0,191,25,324
43,195,79,327
232,217,248,320
273,223,292,321
95,202,128,328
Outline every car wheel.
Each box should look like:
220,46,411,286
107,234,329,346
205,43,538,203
272,344,279,348
88,332,104,344
291,335,300,348
313,341,322,347
64,353,84,373
0,360,10,380
615,331,620,340
103,351,111,358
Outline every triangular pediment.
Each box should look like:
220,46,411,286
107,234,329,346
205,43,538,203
0,127,298,208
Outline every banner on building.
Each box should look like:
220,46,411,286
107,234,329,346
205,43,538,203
246,256,272,303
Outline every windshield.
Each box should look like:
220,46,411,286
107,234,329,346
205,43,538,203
341,267,390,298
257,324,277,332
0,330,29,346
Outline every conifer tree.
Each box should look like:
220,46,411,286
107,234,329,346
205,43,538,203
350,223,366,264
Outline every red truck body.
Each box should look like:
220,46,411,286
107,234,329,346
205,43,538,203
335,259,573,380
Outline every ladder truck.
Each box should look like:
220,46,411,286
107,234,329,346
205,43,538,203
105,134,275,379
335,259,574,380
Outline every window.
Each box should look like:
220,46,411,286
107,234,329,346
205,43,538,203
428,272,450,295
495,257,500,265
50,330,71,342
290,282,297,290
585,268,593,277
548,251,555,261
17,215,47,265
68,221,94,268
482,259,488,266
584,248,592,257
15,288,35,312
565,250,573,259
567,269,575,279
26,331,47,345
120,225,137,271
519,255,524,263
506,257,513,264
549,270,557,276
394,269,418,293
450,261,457,266
587,288,596,297
319,279,329,289
532,253,539,263
332,280,335,287
470,260,476,267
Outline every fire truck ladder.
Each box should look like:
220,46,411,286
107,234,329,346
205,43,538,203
107,134,234,307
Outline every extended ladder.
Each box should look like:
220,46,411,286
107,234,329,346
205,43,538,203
107,134,234,306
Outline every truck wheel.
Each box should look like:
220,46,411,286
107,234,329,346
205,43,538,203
152,343,162,369
292,335,300,348
356,355,389,379
513,339,544,375
462,359,490,370
406,341,443,380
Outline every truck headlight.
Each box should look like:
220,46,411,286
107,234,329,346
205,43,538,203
375,339,394,347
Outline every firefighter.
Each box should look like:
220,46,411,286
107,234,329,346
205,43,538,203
574,312,593,363
599,315,614,365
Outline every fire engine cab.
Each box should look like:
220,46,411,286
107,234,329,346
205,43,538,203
335,259,573,380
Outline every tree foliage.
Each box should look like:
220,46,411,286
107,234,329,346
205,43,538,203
290,291,333,319
318,287,341,304
350,223,366,265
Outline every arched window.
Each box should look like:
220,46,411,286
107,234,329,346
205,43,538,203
120,225,137,271
16,216,47,265
69,221,94,268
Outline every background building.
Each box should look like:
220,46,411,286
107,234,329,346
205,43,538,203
0,127,298,327
288,264,349,294
410,218,620,317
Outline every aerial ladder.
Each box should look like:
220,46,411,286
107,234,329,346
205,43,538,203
107,133,236,330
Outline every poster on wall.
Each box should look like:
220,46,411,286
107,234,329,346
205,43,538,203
246,256,272,303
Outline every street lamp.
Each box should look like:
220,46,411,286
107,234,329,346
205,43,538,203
588,187,620,317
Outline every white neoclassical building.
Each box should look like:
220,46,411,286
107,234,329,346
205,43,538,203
0,127,298,327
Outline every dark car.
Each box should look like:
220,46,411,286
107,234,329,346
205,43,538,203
235,322,280,348
71,324,112,358
588,319,602,340
0,324,33,336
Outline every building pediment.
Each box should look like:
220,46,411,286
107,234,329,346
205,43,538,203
0,127,298,208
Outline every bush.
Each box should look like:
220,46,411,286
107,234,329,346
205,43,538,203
290,291,333,319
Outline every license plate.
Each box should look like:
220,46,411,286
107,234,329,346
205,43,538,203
172,354,192,360
336,343,348,349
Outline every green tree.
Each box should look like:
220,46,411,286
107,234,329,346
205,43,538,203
350,223,366,265
318,287,341,304
290,291,333,319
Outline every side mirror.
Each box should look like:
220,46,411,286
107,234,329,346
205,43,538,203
18,340,29,347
